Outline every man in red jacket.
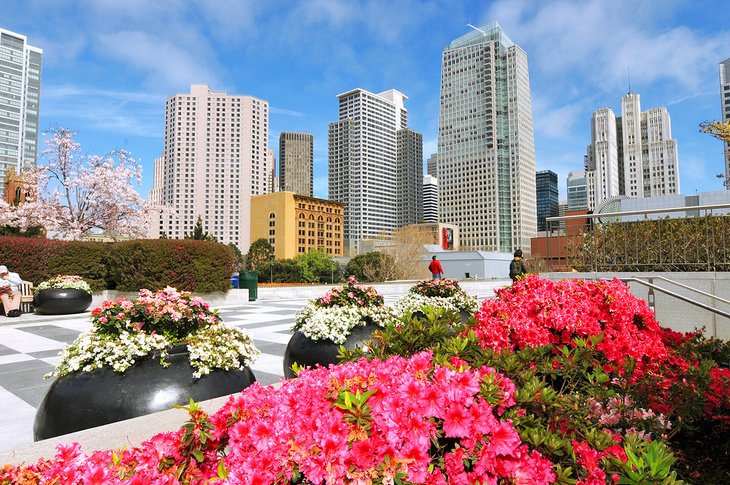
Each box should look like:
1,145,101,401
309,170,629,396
428,255,444,280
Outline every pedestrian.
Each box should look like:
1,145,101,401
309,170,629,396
428,255,444,280
509,249,529,283
0,265,23,317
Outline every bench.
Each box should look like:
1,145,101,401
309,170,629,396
0,281,34,314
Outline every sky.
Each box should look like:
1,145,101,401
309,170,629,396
4,0,730,201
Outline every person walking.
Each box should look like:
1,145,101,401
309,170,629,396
428,255,444,280
0,265,23,317
509,249,529,283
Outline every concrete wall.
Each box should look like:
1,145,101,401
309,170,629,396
91,289,249,309
542,272,730,340
424,251,513,280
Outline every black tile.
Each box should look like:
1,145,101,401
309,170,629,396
0,364,54,394
0,344,17,357
28,349,63,359
19,325,80,344
13,381,53,408
0,359,52,375
251,370,283,387
252,341,287,355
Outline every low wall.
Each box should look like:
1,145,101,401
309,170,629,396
90,288,249,309
542,272,730,340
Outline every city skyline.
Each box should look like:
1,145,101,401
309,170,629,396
2,1,729,202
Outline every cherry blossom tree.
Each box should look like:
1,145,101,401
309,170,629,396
0,127,152,240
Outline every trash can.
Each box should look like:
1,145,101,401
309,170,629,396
240,271,258,301
230,272,240,289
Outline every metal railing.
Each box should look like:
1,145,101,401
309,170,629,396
542,203,730,272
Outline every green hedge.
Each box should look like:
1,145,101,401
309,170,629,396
0,237,235,293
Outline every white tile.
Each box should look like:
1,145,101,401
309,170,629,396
250,352,284,377
0,328,66,353
0,387,36,452
0,354,34,366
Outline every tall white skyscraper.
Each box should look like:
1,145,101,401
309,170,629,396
150,84,269,253
423,175,438,223
0,28,42,198
328,88,422,254
585,93,680,210
438,22,536,253
720,59,730,188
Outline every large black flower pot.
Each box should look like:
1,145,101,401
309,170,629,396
34,288,92,315
283,323,378,379
34,345,256,441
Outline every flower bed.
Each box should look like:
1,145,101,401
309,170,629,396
292,276,395,344
51,287,259,378
393,278,478,317
34,275,92,294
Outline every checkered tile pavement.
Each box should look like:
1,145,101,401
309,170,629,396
0,298,312,453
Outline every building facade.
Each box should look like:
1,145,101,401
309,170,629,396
567,169,588,211
437,22,536,253
250,191,344,259
0,28,42,198
426,153,438,177
149,84,269,253
585,92,680,210
720,58,730,188
279,132,313,196
423,175,438,223
397,128,424,227
328,88,422,254
536,170,559,232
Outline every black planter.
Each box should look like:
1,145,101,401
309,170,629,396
34,288,92,315
34,344,256,440
283,322,378,379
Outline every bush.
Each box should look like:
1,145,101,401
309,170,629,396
258,258,304,283
296,249,339,283
46,241,110,291
107,239,234,293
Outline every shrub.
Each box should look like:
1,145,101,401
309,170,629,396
106,239,234,293
46,241,110,291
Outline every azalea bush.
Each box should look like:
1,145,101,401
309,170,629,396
34,275,92,294
394,278,478,316
292,276,396,344
51,287,260,379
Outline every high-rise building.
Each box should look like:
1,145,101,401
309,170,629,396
0,28,42,198
426,153,438,177
438,22,536,253
279,132,313,196
328,88,422,254
437,22,537,252
585,92,680,209
720,59,730,188
567,169,588,211
267,148,278,193
536,170,559,232
150,84,269,253
423,175,438,223
397,128,424,227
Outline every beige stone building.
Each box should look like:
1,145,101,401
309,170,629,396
149,84,269,253
250,191,344,259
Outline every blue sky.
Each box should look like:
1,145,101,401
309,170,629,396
4,0,730,201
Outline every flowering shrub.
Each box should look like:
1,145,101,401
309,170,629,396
293,276,395,343
411,278,462,298
34,274,92,294
51,287,260,378
472,275,667,372
1,353,560,484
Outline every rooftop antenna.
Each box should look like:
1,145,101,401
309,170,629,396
627,67,632,94
467,23,487,35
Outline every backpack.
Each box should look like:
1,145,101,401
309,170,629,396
509,260,522,280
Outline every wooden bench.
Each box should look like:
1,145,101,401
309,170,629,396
0,281,34,314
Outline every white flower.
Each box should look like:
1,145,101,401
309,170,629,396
392,292,478,316
292,302,398,344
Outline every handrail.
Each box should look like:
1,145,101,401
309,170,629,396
618,277,730,321
635,275,730,307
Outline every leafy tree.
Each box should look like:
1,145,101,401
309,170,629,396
258,259,303,283
345,251,396,282
184,215,215,241
246,238,274,272
0,127,152,240
228,243,244,272
296,248,338,283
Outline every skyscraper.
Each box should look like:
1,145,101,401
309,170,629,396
437,22,536,253
279,132,313,196
536,170,559,232
720,58,730,188
585,92,680,209
397,128,424,227
426,153,438,177
567,169,588,211
0,28,42,198
328,88,422,254
423,175,438,223
150,84,269,253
